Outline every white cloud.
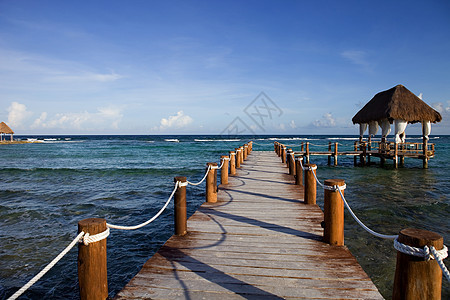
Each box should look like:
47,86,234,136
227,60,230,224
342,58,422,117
31,105,124,131
341,50,370,69
432,101,450,114
7,102,33,128
312,113,336,128
159,111,193,129
289,120,297,129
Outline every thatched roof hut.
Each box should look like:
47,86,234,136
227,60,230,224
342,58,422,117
0,122,14,141
352,85,442,124
352,85,442,142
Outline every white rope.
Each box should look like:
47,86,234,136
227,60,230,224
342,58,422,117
186,165,211,186
311,166,325,188
430,245,450,281
218,157,229,170
81,228,110,246
107,181,179,230
8,231,85,300
337,188,398,240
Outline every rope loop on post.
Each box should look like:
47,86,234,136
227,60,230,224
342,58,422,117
323,184,347,192
81,228,110,246
394,239,450,281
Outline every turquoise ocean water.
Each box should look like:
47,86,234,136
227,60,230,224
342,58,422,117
0,135,448,299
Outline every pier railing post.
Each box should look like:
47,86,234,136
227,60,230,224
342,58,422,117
243,144,248,160
334,142,338,166
235,148,241,168
392,228,443,300
281,146,286,164
294,156,303,186
328,142,332,165
174,176,187,236
78,218,108,300
303,164,316,205
323,179,345,246
229,151,236,176
286,148,292,169
220,155,229,185
305,142,310,164
288,150,296,176
239,146,244,164
206,162,218,203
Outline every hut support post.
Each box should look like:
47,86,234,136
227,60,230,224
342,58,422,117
323,179,345,246
174,176,187,236
392,228,443,299
394,143,398,168
78,218,108,300
304,164,316,205
423,137,428,169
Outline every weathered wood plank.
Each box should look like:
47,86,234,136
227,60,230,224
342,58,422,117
115,151,383,299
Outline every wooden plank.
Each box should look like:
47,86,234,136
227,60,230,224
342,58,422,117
115,151,383,299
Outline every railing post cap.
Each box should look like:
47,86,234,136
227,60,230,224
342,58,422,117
174,176,187,183
324,179,345,186
220,155,228,158
206,162,218,166
229,151,235,155
303,163,317,168
398,228,443,248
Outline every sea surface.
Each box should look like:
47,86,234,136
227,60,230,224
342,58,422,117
0,135,448,299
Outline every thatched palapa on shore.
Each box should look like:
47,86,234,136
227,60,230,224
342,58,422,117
0,122,14,142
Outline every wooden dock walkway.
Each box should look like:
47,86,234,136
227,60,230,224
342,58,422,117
115,151,383,299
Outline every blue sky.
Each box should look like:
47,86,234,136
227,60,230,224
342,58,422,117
1,0,449,135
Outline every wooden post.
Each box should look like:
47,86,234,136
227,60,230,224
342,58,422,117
328,142,332,165
295,156,303,186
243,144,248,160
305,142,310,164
220,155,229,185
303,164,316,205
78,218,108,300
206,163,218,203
394,142,398,168
367,136,372,164
281,146,286,164
174,176,187,236
229,151,236,176
289,152,296,176
392,228,444,300
235,148,241,168
239,146,244,165
423,137,428,169
334,142,338,166
286,148,292,169
323,179,345,246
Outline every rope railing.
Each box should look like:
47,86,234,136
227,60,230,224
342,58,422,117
106,181,180,230
186,165,211,186
9,141,253,299
302,153,449,282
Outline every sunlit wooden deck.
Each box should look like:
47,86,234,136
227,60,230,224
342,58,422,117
115,151,383,299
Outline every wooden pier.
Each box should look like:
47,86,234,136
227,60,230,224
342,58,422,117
287,140,436,168
114,151,383,299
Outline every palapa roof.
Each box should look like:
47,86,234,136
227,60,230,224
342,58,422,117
0,122,14,134
352,85,442,124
